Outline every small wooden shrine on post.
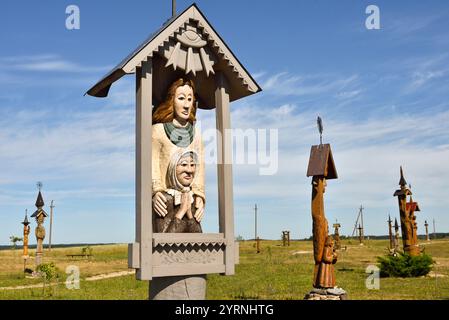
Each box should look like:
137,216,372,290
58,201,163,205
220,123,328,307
393,167,421,256
332,221,341,250
282,231,290,247
87,4,261,281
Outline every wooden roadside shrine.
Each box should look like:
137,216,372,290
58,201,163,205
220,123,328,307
86,4,261,280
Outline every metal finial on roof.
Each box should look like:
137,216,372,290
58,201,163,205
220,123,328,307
317,116,323,145
399,166,407,187
37,181,43,191
172,0,176,17
394,218,399,229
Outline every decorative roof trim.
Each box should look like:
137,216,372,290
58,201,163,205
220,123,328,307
86,4,261,98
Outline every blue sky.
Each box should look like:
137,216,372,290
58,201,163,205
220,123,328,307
1,1,449,244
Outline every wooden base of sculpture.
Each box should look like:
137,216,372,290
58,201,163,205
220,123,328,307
149,275,206,300
304,287,348,300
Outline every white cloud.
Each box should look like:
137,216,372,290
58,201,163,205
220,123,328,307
260,72,359,97
0,54,111,73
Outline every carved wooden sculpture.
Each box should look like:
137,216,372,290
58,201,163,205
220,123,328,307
333,222,341,250
307,143,338,289
87,4,261,285
394,218,400,252
425,220,430,241
22,212,30,258
31,191,48,266
393,167,420,256
387,215,394,250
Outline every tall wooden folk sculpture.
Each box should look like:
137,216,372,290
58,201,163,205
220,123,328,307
86,4,261,299
305,117,346,300
22,211,31,271
394,218,400,253
387,215,394,251
31,190,48,266
22,211,30,258
393,167,421,256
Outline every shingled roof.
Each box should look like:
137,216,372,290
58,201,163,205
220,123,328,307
86,3,261,109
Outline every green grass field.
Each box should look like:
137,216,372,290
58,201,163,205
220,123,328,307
1,239,448,300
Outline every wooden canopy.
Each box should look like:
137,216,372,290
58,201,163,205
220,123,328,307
306,144,338,179
86,3,261,109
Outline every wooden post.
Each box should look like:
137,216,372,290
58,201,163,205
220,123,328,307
254,204,258,247
387,215,393,250
136,59,153,280
394,218,400,252
256,237,260,253
215,72,235,275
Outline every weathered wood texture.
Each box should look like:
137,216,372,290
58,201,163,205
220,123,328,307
135,60,153,280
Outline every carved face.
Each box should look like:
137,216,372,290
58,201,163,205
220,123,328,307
173,85,194,125
176,155,197,187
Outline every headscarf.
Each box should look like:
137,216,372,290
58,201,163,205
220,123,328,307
165,149,199,205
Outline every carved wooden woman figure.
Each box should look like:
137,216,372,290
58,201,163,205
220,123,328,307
153,150,202,233
152,78,205,225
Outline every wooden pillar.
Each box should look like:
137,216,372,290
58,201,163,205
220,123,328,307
215,72,235,275
387,217,393,250
256,237,261,254
135,59,153,280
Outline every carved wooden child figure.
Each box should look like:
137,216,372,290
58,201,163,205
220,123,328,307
153,150,202,233
314,235,337,288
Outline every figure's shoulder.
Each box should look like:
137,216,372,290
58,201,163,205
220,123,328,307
152,123,166,139
152,123,164,130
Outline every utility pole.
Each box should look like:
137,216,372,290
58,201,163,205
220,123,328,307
255,204,260,253
433,219,436,240
254,204,258,241
49,200,55,251
360,205,364,240
351,205,364,239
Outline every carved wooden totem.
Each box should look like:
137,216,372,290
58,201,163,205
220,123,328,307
22,212,30,258
307,143,338,288
393,167,420,256
31,191,48,266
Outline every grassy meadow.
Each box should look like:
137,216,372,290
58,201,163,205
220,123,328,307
1,239,448,300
